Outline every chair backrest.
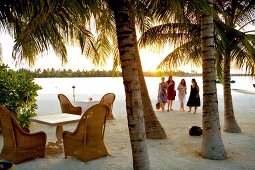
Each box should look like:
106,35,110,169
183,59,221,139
58,94,71,113
0,106,25,149
58,94,82,115
100,93,115,106
100,93,115,119
75,103,109,146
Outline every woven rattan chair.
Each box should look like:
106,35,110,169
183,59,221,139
100,93,115,119
63,103,109,162
0,106,46,164
58,94,82,115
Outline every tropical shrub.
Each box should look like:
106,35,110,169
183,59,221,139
0,64,41,128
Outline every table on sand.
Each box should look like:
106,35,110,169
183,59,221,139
30,113,81,154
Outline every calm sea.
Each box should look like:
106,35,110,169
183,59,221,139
34,76,255,116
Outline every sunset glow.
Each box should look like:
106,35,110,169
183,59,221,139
1,33,197,73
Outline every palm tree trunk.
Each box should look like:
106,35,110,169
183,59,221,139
200,9,227,160
133,26,167,139
223,53,241,133
108,0,150,169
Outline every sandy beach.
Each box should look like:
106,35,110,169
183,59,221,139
1,76,255,170
1,96,254,170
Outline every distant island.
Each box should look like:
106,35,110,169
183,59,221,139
16,68,248,78
16,68,201,78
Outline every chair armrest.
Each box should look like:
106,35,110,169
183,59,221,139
16,131,47,149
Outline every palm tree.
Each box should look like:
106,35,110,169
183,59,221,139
93,0,167,139
1,0,150,168
213,0,255,133
0,0,167,140
139,0,255,133
135,39,167,139
139,0,227,159
200,3,227,159
107,1,150,168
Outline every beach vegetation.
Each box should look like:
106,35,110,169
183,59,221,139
0,64,41,128
140,0,228,159
106,1,151,168
16,68,199,77
0,1,151,168
3,0,250,165
139,1,255,134
199,2,227,159
3,0,167,141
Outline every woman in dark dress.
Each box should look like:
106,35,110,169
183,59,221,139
187,78,200,114
166,75,176,111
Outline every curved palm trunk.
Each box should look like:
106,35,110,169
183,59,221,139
133,30,167,139
200,11,227,160
108,0,150,169
223,53,241,133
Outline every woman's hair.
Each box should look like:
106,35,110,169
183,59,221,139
192,79,198,87
180,79,186,86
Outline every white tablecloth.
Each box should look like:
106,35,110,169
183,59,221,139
71,101,100,114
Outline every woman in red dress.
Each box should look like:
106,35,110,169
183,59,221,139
166,75,176,111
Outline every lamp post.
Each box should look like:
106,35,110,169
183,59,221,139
72,85,75,101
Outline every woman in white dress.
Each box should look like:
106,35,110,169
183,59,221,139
177,79,187,111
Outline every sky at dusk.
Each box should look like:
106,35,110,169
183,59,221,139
2,23,254,73
0,33,179,72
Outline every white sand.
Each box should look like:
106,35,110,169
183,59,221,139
1,94,255,170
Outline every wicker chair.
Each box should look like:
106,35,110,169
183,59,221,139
100,93,115,119
63,103,109,162
0,106,46,164
58,94,82,115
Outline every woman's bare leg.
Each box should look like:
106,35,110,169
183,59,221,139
194,106,197,114
180,103,184,111
169,100,173,111
161,103,165,112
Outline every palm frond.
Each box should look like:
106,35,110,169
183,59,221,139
139,23,200,50
156,38,201,71
112,44,121,74
0,0,101,66
133,0,153,33
233,0,255,28
148,0,211,24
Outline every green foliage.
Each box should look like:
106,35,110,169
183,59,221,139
17,68,122,78
0,64,42,128
16,68,199,78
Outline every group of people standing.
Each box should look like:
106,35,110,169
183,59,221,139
158,76,200,113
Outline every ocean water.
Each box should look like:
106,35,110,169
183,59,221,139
34,76,255,117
